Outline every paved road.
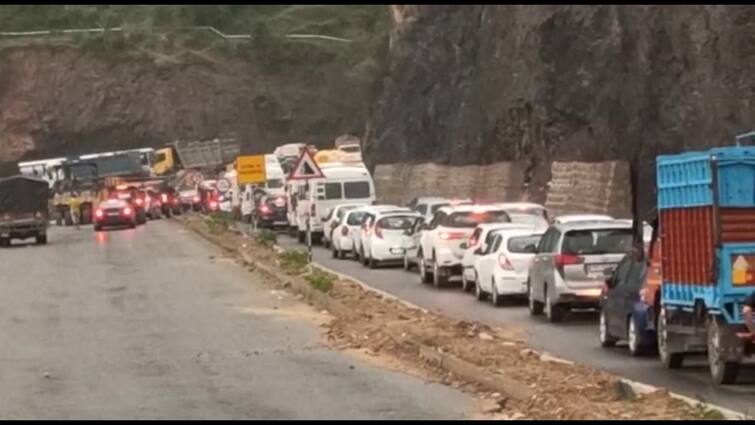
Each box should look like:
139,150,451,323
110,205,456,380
276,234,755,415
0,222,473,419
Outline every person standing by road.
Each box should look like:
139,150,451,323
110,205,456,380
69,192,82,230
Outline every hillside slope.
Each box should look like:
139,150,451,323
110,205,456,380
368,5,755,212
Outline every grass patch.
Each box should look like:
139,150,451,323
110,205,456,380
305,267,335,293
205,211,234,234
278,249,309,275
255,229,277,248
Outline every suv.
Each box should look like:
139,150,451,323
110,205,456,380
418,205,512,288
528,220,634,322
599,239,662,356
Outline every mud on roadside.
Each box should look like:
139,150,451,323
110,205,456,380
179,216,721,420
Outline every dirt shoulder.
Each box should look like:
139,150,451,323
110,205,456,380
178,215,726,420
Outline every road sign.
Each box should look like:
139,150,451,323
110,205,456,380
288,148,324,180
236,155,267,184
216,178,231,193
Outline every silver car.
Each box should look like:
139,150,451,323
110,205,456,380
527,220,635,322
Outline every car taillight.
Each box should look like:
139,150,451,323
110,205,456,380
95,209,104,218
440,231,467,240
172,197,180,205
554,254,584,266
161,194,168,202
122,207,132,216
193,195,201,203
498,253,514,270
135,198,143,206
210,201,218,210
375,226,384,239
341,226,349,237
260,205,271,214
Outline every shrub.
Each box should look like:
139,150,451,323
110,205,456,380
255,229,277,248
278,249,309,275
306,268,335,292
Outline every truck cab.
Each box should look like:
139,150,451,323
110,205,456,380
0,175,50,246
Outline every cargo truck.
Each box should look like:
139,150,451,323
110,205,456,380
151,135,241,177
655,142,755,385
0,175,49,246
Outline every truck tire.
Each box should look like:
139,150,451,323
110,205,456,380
708,316,741,385
657,306,684,369
35,233,47,245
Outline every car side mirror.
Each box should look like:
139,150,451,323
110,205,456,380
460,242,468,250
474,248,483,255
321,216,328,222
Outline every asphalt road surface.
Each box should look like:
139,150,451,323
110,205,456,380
276,233,755,415
0,222,473,419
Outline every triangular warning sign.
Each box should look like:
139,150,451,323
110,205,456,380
287,148,325,180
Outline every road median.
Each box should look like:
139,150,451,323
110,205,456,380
177,215,741,420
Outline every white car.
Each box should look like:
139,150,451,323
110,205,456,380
360,211,422,268
321,203,366,248
402,217,426,270
473,229,543,306
407,196,472,222
495,202,550,232
331,207,369,259
460,223,536,292
417,204,513,288
351,205,411,263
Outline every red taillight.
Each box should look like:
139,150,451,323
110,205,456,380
95,209,104,218
440,231,467,240
161,194,168,202
135,198,143,206
555,254,584,266
122,207,132,216
193,195,201,203
341,226,349,237
260,205,271,214
172,197,180,205
210,201,218,210
498,253,514,270
375,226,384,239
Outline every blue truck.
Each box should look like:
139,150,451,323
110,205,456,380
655,136,755,384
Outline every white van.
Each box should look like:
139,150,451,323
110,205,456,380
264,154,286,196
292,163,375,244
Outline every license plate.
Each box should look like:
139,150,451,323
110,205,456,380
390,247,406,255
107,212,120,217
588,264,613,276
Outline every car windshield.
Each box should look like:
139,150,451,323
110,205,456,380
339,145,360,153
562,228,634,255
444,210,511,228
347,211,367,226
377,215,417,230
508,212,548,227
507,235,542,253
430,203,450,214
267,179,284,189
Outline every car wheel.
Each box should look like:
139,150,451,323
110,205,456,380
419,253,432,284
323,239,330,249
657,306,684,369
361,248,369,266
599,310,617,347
528,281,544,316
544,289,563,323
332,247,339,259
461,273,472,292
491,278,504,307
432,258,447,289
35,233,47,245
128,221,136,229
94,224,103,231
475,278,486,301
368,256,378,269
627,316,647,356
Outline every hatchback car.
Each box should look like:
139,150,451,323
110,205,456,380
360,212,422,268
599,239,662,356
528,220,634,322
351,205,412,263
322,203,366,248
460,223,535,292
254,194,288,229
93,199,137,231
474,229,543,306
331,207,369,259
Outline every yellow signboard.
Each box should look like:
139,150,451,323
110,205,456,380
236,155,266,184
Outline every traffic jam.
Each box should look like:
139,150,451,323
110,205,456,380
3,133,755,391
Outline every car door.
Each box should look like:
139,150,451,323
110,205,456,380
622,258,648,330
420,211,443,261
404,217,425,257
479,234,503,291
531,228,556,292
604,255,631,336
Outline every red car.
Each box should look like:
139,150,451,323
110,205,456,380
93,199,137,231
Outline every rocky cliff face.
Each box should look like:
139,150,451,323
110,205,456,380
0,44,369,165
368,5,755,213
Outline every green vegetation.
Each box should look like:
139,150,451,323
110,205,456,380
254,229,278,248
205,211,234,234
305,267,336,293
278,249,310,275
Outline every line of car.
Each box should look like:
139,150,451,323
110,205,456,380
298,197,660,359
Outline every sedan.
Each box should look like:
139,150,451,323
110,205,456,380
93,199,137,231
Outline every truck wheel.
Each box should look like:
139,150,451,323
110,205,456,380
708,316,741,385
657,306,684,369
35,233,47,245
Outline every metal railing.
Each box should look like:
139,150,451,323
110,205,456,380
0,25,351,43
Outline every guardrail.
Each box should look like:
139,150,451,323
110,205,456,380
0,25,351,43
